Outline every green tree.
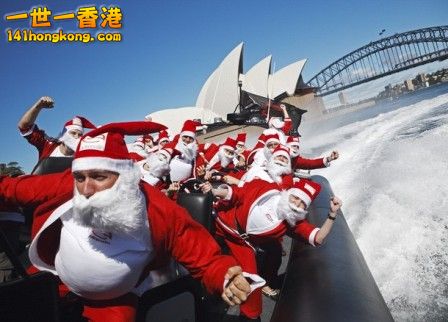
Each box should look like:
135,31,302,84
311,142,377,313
0,161,25,177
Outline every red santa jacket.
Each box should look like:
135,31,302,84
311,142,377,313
216,179,318,246
0,170,236,295
292,155,328,170
19,124,61,161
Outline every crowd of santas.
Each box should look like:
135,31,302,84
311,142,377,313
0,96,342,321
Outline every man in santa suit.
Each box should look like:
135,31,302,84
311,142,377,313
286,136,339,171
169,120,201,182
250,131,281,168
0,121,259,321
127,134,155,161
138,141,180,191
196,137,238,179
202,178,342,321
235,132,247,154
227,145,292,188
18,96,96,161
267,104,292,144
155,129,170,148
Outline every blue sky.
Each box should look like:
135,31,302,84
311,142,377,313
1,0,447,172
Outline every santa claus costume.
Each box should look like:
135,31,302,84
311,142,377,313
19,116,96,161
214,178,321,319
169,120,201,182
239,145,292,186
1,121,239,321
138,141,181,190
196,137,237,175
286,136,330,170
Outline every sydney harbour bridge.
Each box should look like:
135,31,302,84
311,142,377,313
307,25,448,96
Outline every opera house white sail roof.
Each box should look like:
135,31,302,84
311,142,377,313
148,43,307,133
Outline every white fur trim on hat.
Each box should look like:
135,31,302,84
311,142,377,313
158,149,171,160
273,150,290,161
265,137,280,145
288,188,312,208
181,131,195,139
72,157,134,173
65,124,83,133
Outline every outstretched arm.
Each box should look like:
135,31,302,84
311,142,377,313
315,196,342,245
18,96,54,131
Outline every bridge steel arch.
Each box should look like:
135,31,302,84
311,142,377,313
308,26,448,96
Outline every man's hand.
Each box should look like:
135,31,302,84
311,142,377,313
329,196,342,216
196,165,206,178
222,266,251,306
200,181,212,194
34,96,54,110
327,150,339,162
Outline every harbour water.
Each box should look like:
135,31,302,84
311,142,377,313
300,82,448,321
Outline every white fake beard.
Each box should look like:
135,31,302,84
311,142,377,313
72,166,146,235
263,146,273,160
218,149,233,168
266,158,291,183
60,131,80,152
276,191,308,226
176,141,197,163
290,146,300,158
146,153,170,178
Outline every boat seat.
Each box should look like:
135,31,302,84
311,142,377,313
176,192,214,234
31,157,73,175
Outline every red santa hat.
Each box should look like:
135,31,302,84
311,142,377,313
180,120,201,139
64,116,96,133
142,134,154,143
221,137,237,151
236,132,247,146
286,136,300,147
157,130,170,144
72,121,167,173
133,135,153,149
264,133,280,145
256,133,266,144
159,141,181,161
271,145,291,163
288,179,321,209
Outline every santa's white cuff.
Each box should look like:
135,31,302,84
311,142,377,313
223,272,266,295
309,227,320,246
19,124,36,137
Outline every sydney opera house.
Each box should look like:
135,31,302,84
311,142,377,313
149,43,325,135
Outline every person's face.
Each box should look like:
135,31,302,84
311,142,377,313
236,143,245,151
288,195,306,210
68,129,83,139
144,140,154,148
73,170,119,199
290,145,299,154
181,135,194,145
223,148,235,158
157,152,169,163
159,139,168,147
266,142,279,152
236,156,246,168
274,155,288,165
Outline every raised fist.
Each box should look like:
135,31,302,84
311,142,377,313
35,96,54,109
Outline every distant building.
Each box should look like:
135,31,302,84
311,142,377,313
338,91,348,105
404,79,414,91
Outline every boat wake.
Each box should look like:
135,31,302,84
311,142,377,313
301,92,448,321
